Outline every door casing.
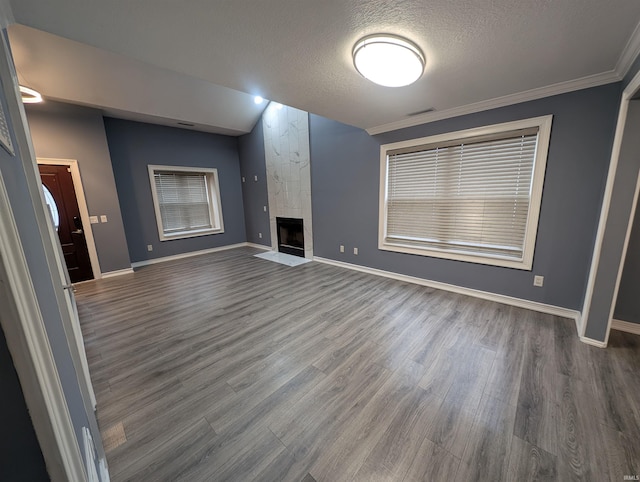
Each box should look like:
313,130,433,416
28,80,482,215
37,158,102,280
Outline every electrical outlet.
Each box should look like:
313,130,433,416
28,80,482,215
258,233,262,239
254,175,258,182
340,245,344,253
100,214,108,223
263,205,267,212
147,244,153,252
354,247,359,255
533,275,544,287
242,176,245,183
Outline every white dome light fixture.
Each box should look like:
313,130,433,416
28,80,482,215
353,34,425,87
19,85,43,103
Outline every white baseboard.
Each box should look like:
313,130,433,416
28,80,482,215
101,268,134,279
579,336,608,348
612,318,640,336
246,242,271,251
313,256,581,325
131,242,252,268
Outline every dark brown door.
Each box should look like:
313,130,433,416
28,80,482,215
38,164,94,283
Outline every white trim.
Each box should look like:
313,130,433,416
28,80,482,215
147,164,225,242
581,68,640,341
0,173,87,481
367,71,619,135
579,336,608,348
36,158,99,410
611,318,640,335
616,20,640,79
313,256,581,323
246,242,272,250
377,115,552,270
0,31,91,481
574,311,584,337
101,268,134,278
37,158,102,279
0,30,104,480
131,242,249,268
605,167,640,346
82,427,99,482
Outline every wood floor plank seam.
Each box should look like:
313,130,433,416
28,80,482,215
73,247,640,482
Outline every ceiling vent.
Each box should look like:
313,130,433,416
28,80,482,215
407,107,435,116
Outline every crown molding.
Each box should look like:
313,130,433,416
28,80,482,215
616,19,640,78
366,70,620,135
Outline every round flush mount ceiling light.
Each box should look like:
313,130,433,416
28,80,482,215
19,85,43,103
352,34,425,87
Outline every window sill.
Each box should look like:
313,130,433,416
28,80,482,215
160,228,224,241
379,241,532,270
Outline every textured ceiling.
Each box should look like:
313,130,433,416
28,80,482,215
9,0,640,132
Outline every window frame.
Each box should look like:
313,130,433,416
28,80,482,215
148,164,224,241
378,115,553,270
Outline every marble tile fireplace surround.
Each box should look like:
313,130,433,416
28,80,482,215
262,103,313,259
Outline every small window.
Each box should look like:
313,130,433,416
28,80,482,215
148,165,224,241
379,115,553,270
42,185,59,230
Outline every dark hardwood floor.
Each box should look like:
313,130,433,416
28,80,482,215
75,246,640,481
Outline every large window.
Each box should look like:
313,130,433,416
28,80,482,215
379,116,553,270
148,165,224,241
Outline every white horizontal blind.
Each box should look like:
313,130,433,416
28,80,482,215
386,129,539,259
154,171,212,234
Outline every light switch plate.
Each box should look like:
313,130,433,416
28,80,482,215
89,216,99,224
533,275,544,287
100,215,108,223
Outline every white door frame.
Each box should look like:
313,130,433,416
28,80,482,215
0,28,105,481
0,167,87,481
37,158,98,410
581,69,640,345
37,157,102,280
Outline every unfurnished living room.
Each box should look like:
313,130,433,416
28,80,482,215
2,1,640,481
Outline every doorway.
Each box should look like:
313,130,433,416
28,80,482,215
38,163,95,282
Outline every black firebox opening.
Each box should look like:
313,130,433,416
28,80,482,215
276,217,304,258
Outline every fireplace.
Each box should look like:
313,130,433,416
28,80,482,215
276,217,304,257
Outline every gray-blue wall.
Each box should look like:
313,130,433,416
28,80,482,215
584,100,640,340
1,27,91,473
26,102,131,273
310,83,621,311
615,189,640,324
105,118,247,263
0,326,48,481
238,119,271,246
613,54,640,327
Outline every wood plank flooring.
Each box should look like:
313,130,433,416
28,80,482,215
74,247,640,481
